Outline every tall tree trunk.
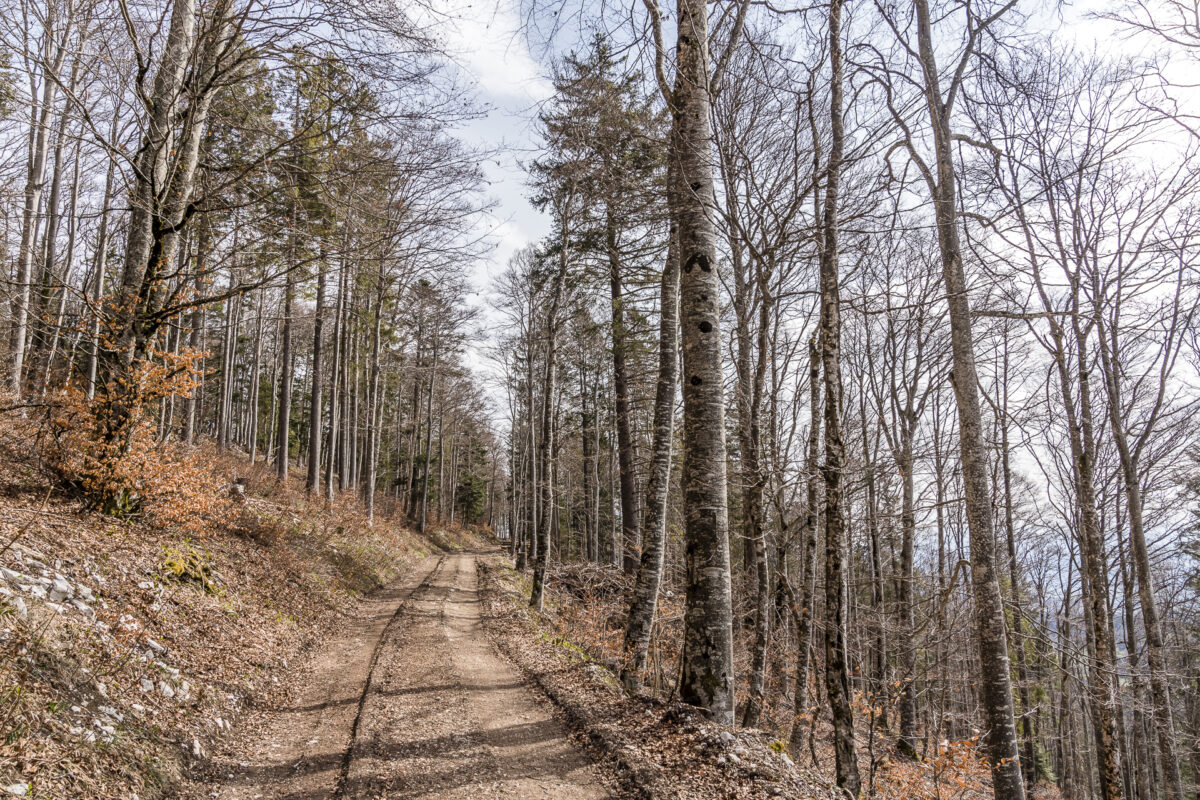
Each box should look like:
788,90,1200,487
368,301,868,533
607,205,641,575
816,0,860,791
11,10,70,397
1095,314,1185,800
419,342,438,536
673,0,735,725
306,257,326,493
580,365,597,562
622,177,680,691
276,256,294,480
363,270,386,523
530,205,571,611
1001,340,1038,792
87,108,121,402
911,0,1027,794
788,335,821,754
742,261,772,729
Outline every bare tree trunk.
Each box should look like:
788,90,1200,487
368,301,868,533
1001,340,1038,792
530,199,572,611
247,288,265,461
673,0,735,726
622,178,679,691
742,261,772,729
607,206,641,575
87,108,121,401
788,335,821,753
363,268,386,524
911,0,1027,794
276,253,294,480
306,256,326,493
419,342,438,536
1095,313,1185,800
816,0,859,791
11,8,71,397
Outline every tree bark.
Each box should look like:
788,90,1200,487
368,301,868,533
306,257,326,493
911,0,1027,794
622,173,680,691
530,206,572,612
1095,311,1185,800
673,0,736,726
608,205,641,576
788,334,821,753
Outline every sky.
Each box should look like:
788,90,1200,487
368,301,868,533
422,0,559,414
431,1,554,303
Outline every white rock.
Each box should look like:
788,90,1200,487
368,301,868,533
96,682,108,698
158,681,175,698
728,753,742,765
139,679,155,693
137,581,154,590
49,578,72,602
719,731,735,745
99,706,122,722
191,738,202,757
178,681,192,700
145,638,165,653
0,567,22,582
78,586,95,601
72,600,94,617
131,704,146,714
4,782,29,796
12,598,26,620
28,586,46,600
45,602,65,615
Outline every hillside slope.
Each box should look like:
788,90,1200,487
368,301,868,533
0,421,468,799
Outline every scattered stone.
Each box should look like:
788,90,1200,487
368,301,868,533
191,738,202,757
28,586,46,600
45,602,65,615
4,782,29,796
728,753,742,765
11,598,26,620
49,577,73,602
0,567,22,582
145,638,165,654
99,706,123,722
72,600,94,617
158,681,175,698
719,731,735,746
78,585,95,602
139,679,155,693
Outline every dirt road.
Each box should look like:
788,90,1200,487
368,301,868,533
192,552,610,800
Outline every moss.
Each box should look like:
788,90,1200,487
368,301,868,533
159,545,219,594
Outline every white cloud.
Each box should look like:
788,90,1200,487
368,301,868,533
432,0,554,104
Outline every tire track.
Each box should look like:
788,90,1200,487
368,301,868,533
333,554,447,798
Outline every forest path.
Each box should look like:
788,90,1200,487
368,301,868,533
191,551,609,800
